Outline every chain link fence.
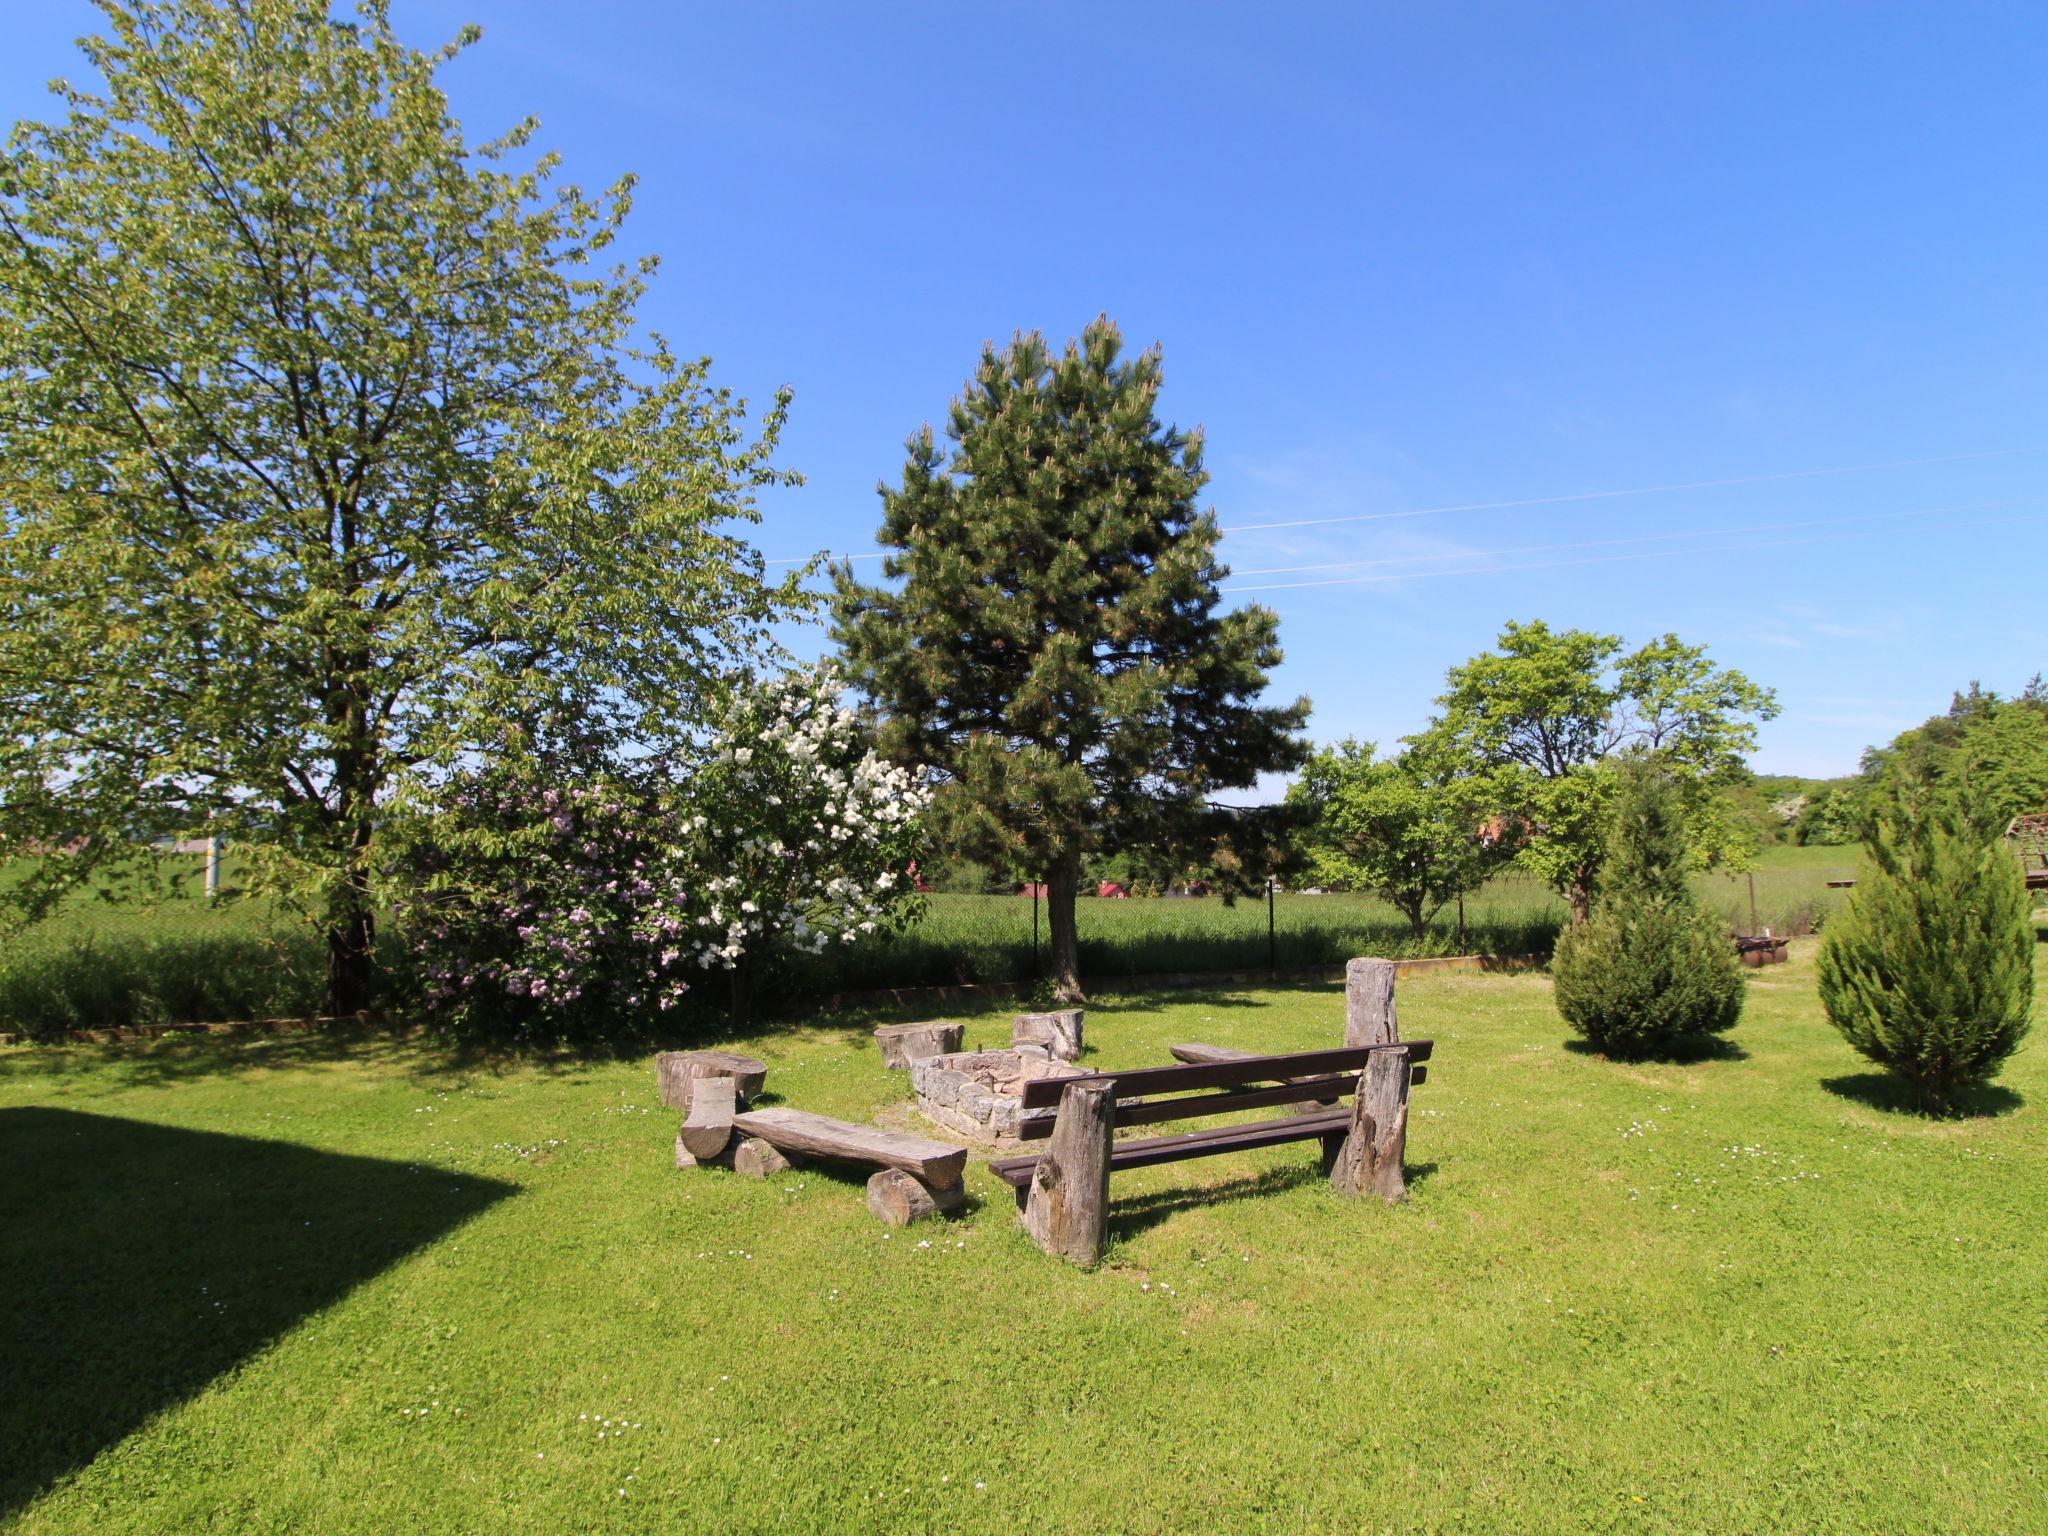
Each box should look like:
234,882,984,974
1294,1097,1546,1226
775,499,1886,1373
4,849,1875,1033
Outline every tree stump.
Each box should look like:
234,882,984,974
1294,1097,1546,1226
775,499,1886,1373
678,1076,737,1160
1013,1009,1084,1062
1330,1044,1411,1202
731,1137,798,1179
865,1167,965,1226
1344,958,1399,1047
873,1020,964,1070
655,1049,768,1109
1022,1077,1115,1264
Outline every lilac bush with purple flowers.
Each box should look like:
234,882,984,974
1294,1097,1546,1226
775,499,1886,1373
389,666,929,1038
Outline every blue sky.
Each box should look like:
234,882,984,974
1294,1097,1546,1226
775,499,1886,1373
10,2,2046,778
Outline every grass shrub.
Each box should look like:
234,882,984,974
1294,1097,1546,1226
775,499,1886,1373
0,930,325,1038
1552,767,1744,1056
1816,787,2034,1112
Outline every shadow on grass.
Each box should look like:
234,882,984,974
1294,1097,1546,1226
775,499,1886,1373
0,1107,516,1516
1561,1034,1752,1064
1104,1157,1438,1242
1820,1072,2025,1120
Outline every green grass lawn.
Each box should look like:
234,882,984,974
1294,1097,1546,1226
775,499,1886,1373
3,946,2040,1533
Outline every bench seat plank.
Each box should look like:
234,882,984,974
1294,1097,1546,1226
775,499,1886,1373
731,1108,967,1184
990,1108,1352,1187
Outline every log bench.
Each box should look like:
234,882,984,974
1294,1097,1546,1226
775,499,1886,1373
987,1040,1432,1264
720,1108,970,1227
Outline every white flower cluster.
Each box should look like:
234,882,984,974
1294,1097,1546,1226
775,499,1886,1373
671,665,931,969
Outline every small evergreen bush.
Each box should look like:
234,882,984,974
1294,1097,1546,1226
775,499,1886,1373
1815,781,2033,1113
1551,765,1745,1056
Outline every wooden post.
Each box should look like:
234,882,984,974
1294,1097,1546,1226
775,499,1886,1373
678,1076,737,1161
1267,877,1277,972
1330,1044,1411,1203
1022,1078,1115,1264
1344,958,1399,1047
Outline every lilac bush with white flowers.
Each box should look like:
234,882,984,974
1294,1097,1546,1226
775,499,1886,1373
390,665,930,1038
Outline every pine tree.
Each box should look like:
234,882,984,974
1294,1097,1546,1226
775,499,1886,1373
1816,777,2034,1113
831,318,1309,1002
1551,763,1745,1056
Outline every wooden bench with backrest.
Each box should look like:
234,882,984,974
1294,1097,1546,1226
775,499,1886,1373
987,1039,1431,1264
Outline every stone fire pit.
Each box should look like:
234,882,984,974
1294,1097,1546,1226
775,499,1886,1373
911,1047,1086,1146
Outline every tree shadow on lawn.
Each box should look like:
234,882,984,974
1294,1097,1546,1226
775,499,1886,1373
1105,1158,1439,1243
0,1108,516,1517
1820,1073,2025,1120
1560,1035,1751,1065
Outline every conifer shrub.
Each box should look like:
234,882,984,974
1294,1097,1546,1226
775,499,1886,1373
1551,764,1745,1056
1815,780,2033,1113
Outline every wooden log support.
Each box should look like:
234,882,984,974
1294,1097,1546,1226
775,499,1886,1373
1012,1009,1084,1062
678,1076,737,1161
731,1108,968,1185
1022,1078,1115,1265
732,1136,797,1179
865,1167,966,1226
656,1049,768,1108
675,1132,735,1170
873,1020,964,1070
1344,958,1399,1047
1330,1043,1411,1203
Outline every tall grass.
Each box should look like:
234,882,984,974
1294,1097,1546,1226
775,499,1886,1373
0,850,1865,1033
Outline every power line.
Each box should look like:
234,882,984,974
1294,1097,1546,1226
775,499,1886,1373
1217,509,2046,594
759,442,2048,567
1215,444,2048,535
1222,496,2047,580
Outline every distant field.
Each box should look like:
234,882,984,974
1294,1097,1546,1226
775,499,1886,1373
0,845,1866,1032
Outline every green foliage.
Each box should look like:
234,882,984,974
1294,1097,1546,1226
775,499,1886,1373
1429,620,1778,918
1792,783,1866,845
1551,766,1746,1056
1816,778,2034,1112
1287,735,1505,935
385,667,930,1039
831,318,1309,999
1858,679,2048,827
0,1,797,1012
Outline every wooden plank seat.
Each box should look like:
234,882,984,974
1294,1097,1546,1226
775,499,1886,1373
722,1107,968,1227
988,1040,1433,1264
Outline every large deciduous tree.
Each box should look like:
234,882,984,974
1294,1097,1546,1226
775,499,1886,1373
830,318,1309,1003
0,1,798,1012
1430,621,1777,921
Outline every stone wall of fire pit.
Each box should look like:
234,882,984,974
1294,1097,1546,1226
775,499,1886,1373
911,1047,1086,1145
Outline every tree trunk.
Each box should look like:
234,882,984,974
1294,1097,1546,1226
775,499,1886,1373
323,882,375,1016
728,953,753,1029
1343,958,1399,1047
1045,854,1085,1005
1567,879,1592,925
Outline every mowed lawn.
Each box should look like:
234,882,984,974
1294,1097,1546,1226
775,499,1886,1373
2,949,2042,1534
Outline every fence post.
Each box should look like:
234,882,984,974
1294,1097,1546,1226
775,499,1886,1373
1032,880,1040,981
204,836,221,900
1267,877,1276,972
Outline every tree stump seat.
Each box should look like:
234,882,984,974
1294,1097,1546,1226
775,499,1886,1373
987,1040,1433,1264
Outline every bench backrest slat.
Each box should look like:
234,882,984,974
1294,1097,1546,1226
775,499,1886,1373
1017,1039,1433,1109
1016,1072,1359,1140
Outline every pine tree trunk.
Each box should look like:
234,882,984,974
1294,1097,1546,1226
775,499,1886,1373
1046,855,1085,1005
